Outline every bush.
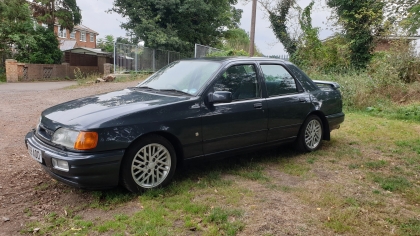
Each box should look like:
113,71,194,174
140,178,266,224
0,67,6,82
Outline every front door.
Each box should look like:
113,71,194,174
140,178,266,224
201,63,268,154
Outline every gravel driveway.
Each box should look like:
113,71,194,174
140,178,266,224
0,81,140,235
0,81,77,91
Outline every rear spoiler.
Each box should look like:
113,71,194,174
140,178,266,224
313,80,340,90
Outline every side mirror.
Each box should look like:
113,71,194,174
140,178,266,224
208,91,232,104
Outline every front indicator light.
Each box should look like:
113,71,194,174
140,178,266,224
74,131,98,150
52,158,69,172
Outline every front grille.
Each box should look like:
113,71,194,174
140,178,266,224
37,124,54,141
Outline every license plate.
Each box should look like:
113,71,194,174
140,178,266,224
28,143,42,163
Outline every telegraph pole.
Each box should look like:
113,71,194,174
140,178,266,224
249,0,257,57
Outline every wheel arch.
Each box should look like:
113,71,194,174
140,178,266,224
307,111,330,141
123,131,185,167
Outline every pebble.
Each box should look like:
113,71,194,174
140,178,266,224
2,216,10,222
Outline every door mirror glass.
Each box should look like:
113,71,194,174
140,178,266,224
208,91,232,104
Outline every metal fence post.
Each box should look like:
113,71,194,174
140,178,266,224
194,44,197,58
135,45,138,73
113,41,116,74
152,49,156,72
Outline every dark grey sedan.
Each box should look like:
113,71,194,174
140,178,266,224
25,57,344,192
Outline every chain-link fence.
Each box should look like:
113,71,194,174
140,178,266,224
194,44,225,58
265,55,289,61
114,43,181,74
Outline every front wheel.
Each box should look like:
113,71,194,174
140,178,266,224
295,115,323,152
121,135,177,193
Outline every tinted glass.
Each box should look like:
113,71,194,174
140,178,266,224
261,65,297,96
213,64,260,101
138,61,221,95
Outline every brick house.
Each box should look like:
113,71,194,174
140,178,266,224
54,24,99,51
375,35,420,52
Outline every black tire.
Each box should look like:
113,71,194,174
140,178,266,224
295,115,323,152
121,134,177,193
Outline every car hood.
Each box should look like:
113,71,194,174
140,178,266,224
42,88,192,129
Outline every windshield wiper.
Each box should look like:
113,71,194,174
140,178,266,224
158,89,192,96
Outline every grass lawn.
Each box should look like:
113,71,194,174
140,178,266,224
22,112,420,235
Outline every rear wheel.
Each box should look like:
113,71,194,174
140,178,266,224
121,135,177,193
295,115,323,152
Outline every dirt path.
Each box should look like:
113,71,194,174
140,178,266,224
0,81,139,235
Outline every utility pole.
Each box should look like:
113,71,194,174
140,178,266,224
249,0,257,57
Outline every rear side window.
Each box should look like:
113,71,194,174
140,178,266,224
261,65,297,96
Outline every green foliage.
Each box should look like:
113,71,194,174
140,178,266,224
112,0,242,56
14,26,62,64
0,0,63,64
30,0,82,32
206,49,249,57
0,0,33,58
97,35,115,52
326,0,385,69
292,2,351,72
368,40,420,84
220,28,262,56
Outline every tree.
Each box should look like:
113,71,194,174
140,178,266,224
0,0,63,65
262,0,299,56
326,0,385,69
29,0,82,32
111,0,242,54
0,0,34,59
14,26,63,64
384,0,420,34
97,35,115,52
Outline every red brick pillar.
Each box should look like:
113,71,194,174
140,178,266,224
5,59,18,82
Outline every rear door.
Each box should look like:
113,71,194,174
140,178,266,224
201,63,268,154
260,64,312,141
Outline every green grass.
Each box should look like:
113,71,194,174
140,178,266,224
21,112,420,235
372,175,412,192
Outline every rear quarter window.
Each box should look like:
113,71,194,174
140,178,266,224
285,64,319,91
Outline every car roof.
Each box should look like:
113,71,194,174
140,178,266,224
181,57,289,63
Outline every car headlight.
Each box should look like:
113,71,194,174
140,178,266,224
52,128,98,150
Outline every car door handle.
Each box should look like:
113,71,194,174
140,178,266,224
254,103,263,109
299,98,306,102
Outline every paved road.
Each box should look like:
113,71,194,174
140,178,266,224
0,81,77,91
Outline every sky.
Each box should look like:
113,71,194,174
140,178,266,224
77,0,334,56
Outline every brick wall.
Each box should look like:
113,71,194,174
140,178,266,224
5,60,112,82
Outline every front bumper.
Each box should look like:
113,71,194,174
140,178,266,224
25,131,125,190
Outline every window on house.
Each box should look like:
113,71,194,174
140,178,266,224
70,31,76,39
90,34,94,42
58,29,67,38
80,32,86,42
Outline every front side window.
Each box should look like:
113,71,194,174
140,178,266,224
90,33,94,42
213,64,259,101
261,65,297,96
138,61,221,96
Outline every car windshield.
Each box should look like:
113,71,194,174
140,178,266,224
137,60,221,95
